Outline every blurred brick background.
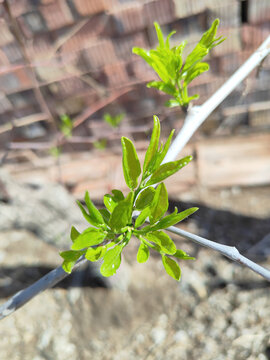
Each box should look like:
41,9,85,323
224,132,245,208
0,0,269,198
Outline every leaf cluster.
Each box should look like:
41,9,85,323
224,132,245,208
59,114,73,138
133,19,225,110
103,112,125,128
61,116,198,281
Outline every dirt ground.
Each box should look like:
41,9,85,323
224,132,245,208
0,176,270,360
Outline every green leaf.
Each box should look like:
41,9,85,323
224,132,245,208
143,115,160,173
162,255,181,281
135,207,150,228
60,250,84,273
153,129,175,171
154,22,165,48
71,228,106,250
84,191,105,227
165,30,176,48
165,99,181,108
104,189,124,212
150,207,199,231
184,62,209,85
137,242,149,263
174,249,195,260
121,137,141,190
109,191,134,232
149,182,168,224
77,200,93,224
100,244,124,277
147,81,176,96
132,47,153,67
70,226,80,242
99,208,111,224
85,246,106,262
146,156,192,186
135,187,155,210
146,230,176,255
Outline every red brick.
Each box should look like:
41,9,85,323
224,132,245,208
60,15,107,53
104,61,129,87
144,0,175,26
18,11,47,37
114,32,148,59
73,0,107,16
173,0,206,18
1,42,24,64
207,0,240,28
248,0,270,24
0,68,33,93
241,24,270,50
83,39,117,69
0,20,14,46
111,3,145,35
40,1,74,31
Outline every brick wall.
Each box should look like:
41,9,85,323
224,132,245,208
0,0,269,147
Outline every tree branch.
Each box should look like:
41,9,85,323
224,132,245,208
166,225,270,282
0,257,87,320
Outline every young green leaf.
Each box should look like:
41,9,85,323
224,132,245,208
135,187,155,210
162,255,181,281
121,137,141,190
150,207,199,231
154,22,165,48
100,244,124,277
135,207,150,228
60,250,84,273
147,81,176,96
143,115,160,173
84,191,105,227
99,208,110,224
85,246,106,262
146,230,176,255
184,62,209,86
70,226,80,242
153,129,175,171
109,191,134,232
174,249,195,260
104,189,125,212
149,182,168,224
146,156,192,186
71,228,107,250
77,200,93,224
137,242,150,263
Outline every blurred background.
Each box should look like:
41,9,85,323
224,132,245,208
0,0,270,359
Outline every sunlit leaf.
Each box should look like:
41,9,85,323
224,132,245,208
149,183,168,224
121,137,141,190
100,244,124,277
135,187,156,210
85,246,107,262
146,231,176,255
150,207,199,231
70,226,80,242
109,191,134,232
137,242,150,263
162,255,181,280
143,115,160,173
71,228,106,250
146,156,192,186
174,249,195,260
104,189,124,212
84,191,105,227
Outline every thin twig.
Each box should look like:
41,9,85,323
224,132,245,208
0,257,87,320
166,225,270,282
